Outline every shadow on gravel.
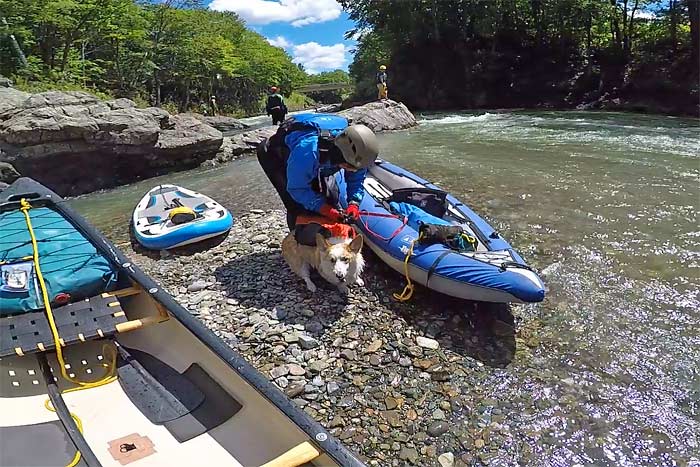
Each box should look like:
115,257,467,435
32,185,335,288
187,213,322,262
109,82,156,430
128,224,230,260
359,250,517,368
214,247,516,368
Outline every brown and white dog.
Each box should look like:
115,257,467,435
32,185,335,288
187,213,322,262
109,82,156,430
282,230,365,294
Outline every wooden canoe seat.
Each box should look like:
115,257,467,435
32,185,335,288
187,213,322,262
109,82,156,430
0,286,168,358
260,441,321,467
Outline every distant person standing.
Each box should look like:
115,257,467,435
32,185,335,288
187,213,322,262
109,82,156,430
266,86,288,125
376,65,388,100
209,95,219,116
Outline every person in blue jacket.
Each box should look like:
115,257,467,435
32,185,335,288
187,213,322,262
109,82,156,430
257,113,379,230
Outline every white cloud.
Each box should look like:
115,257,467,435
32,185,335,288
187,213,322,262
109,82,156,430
291,42,346,74
267,36,292,49
634,11,657,19
209,0,342,27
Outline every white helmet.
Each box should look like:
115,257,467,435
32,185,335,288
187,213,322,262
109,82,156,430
334,124,379,169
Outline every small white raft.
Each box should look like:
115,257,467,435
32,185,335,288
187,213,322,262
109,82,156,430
132,185,233,250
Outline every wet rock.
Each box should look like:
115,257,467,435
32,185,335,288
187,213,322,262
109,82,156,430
416,336,440,350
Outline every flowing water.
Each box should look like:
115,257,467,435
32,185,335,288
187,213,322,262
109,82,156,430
70,111,700,465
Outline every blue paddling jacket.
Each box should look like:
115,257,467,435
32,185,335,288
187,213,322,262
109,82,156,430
284,113,367,212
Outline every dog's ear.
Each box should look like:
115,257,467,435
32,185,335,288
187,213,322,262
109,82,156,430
349,234,363,253
315,233,330,249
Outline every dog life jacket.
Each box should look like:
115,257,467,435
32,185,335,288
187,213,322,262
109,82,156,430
294,213,355,246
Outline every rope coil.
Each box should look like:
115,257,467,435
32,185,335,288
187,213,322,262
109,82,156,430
20,199,117,467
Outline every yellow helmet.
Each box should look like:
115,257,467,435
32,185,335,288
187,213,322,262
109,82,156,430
379,65,387,70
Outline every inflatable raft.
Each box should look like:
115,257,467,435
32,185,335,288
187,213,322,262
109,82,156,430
133,185,233,250
340,161,545,304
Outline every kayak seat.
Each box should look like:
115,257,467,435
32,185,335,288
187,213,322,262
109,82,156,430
0,286,168,358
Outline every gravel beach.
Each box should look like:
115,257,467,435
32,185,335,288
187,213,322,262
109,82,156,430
130,210,546,466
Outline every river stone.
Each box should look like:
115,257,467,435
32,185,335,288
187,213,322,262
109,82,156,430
270,365,289,379
287,364,306,376
275,376,289,388
285,382,305,398
428,421,449,437
326,382,340,394
432,408,446,420
251,234,269,243
308,360,329,373
416,336,440,350
187,280,208,292
270,306,287,320
298,334,319,350
364,339,383,353
384,397,399,410
398,447,419,464
438,452,455,467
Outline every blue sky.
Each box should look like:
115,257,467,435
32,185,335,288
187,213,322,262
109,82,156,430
207,0,357,74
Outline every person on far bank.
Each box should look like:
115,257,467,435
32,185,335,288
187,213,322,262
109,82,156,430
266,86,288,125
376,65,388,100
209,95,219,116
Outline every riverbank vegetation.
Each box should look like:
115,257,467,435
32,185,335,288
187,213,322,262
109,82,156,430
343,0,698,115
0,0,348,115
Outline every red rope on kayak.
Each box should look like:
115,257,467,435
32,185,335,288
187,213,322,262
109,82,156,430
359,211,407,241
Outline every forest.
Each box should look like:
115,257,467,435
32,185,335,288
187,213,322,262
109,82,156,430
0,0,351,115
342,0,698,114
2,1,697,115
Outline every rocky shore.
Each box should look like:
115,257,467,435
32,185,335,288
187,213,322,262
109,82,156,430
0,89,417,195
128,209,542,466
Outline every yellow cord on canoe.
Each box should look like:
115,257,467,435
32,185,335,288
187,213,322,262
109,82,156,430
393,234,423,302
20,199,117,467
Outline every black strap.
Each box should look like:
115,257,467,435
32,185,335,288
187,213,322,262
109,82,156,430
38,352,104,467
426,250,452,285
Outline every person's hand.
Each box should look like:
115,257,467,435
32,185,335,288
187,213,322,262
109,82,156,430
319,204,343,221
346,203,360,221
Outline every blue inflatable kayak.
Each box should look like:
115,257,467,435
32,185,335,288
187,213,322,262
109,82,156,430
133,185,233,250
337,161,545,303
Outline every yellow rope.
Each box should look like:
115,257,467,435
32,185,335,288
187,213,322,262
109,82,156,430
393,234,422,302
20,199,117,467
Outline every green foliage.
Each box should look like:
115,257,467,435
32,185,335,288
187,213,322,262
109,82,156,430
0,0,313,115
342,0,698,111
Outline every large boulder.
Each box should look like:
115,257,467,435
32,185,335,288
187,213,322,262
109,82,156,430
0,88,30,114
0,91,223,196
0,161,19,184
189,114,249,133
337,99,417,132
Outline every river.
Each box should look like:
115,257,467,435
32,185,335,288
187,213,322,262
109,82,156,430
69,111,699,465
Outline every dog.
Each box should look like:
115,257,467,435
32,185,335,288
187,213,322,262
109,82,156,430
282,230,365,294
